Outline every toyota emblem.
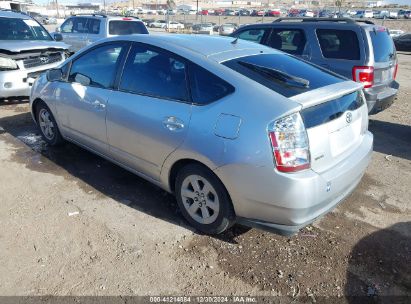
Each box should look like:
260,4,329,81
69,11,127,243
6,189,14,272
40,56,49,64
346,112,353,124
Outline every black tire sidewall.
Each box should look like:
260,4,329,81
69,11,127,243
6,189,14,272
175,164,235,234
36,102,62,146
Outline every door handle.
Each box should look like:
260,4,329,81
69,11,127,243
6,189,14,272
92,100,106,109
163,116,185,131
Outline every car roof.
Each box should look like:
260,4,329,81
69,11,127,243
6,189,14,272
238,18,377,29
0,10,31,19
106,34,276,59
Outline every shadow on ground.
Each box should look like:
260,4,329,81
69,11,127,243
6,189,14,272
345,222,411,303
369,119,411,161
0,111,250,242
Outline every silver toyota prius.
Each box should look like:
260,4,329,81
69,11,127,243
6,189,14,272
30,35,373,235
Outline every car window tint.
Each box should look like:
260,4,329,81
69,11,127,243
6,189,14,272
68,43,125,88
266,29,307,55
120,45,188,101
237,28,267,43
223,53,344,98
316,29,360,60
60,18,73,33
108,21,148,35
189,64,234,104
87,18,101,34
72,17,88,33
369,29,395,62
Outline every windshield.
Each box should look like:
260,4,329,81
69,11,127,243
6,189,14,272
0,17,52,41
369,28,395,62
108,21,148,35
223,53,344,97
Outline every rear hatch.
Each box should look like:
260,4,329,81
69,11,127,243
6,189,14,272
107,18,149,36
292,82,368,173
222,52,368,174
368,27,397,88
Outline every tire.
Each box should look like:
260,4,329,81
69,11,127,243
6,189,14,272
175,164,235,234
35,101,63,146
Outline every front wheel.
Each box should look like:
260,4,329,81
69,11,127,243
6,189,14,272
175,164,235,234
36,102,63,146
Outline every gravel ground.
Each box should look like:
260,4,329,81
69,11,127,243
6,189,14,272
0,52,410,301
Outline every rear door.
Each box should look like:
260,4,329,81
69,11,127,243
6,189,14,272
264,27,310,59
106,43,192,180
313,26,364,78
84,17,102,46
367,27,397,88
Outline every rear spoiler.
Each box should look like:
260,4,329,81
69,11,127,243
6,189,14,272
290,81,364,109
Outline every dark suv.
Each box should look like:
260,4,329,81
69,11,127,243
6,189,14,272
231,18,399,114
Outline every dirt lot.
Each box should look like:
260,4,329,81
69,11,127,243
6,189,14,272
0,53,410,301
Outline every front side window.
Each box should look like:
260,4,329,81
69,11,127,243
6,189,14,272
237,28,268,43
60,18,74,33
119,44,188,101
68,43,125,89
266,29,307,55
316,29,360,60
0,17,52,41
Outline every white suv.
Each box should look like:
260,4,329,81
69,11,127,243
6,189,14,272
0,10,68,99
54,14,149,53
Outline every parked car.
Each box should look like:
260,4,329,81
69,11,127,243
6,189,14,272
149,19,166,28
30,35,372,235
192,23,213,35
404,11,411,19
0,10,69,100
394,33,411,52
219,23,236,36
389,11,398,19
355,10,365,18
55,14,148,53
166,21,184,30
364,10,374,18
373,10,389,19
389,29,404,38
231,18,399,114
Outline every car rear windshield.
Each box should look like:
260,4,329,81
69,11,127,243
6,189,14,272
0,17,52,41
222,53,344,98
369,28,395,62
108,21,148,35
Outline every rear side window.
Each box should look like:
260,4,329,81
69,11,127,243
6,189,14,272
236,28,268,43
223,53,344,98
87,18,101,34
316,29,360,60
109,21,148,35
369,29,395,62
266,29,307,55
189,64,234,104
72,17,89,33
119,44,188,101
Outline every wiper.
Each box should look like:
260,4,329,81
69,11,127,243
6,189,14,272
238,61,310,88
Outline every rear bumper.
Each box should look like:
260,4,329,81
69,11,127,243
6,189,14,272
214,132,373,236
364,81,399,115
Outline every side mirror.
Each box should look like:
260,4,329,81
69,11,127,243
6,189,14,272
53,33,63,41
46,68,63,82
74,73,91,86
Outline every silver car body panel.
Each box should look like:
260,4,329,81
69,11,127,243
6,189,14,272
30,35,373,234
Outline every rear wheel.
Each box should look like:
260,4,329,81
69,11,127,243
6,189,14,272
175,164,235,234
36,102,63,146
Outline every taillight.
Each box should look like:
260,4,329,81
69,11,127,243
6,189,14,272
352,66,374,89
394,63,398,80
268,113,310,173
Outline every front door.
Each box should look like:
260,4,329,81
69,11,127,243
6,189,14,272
55,41,129,154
